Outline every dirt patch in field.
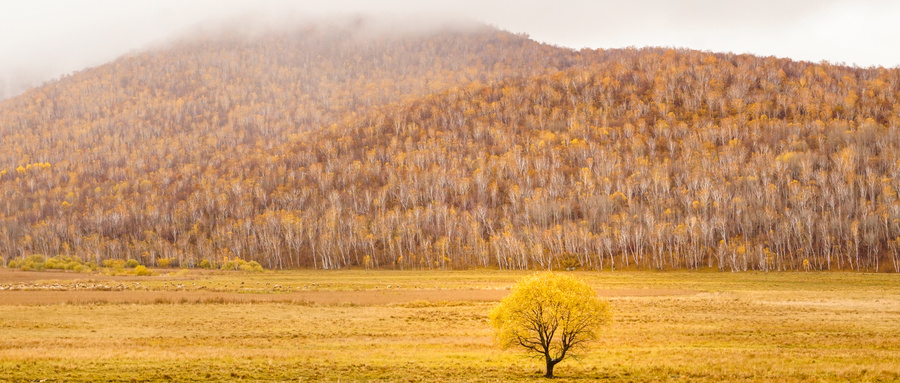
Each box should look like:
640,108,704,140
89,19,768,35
597,288,697,297
0,289,496,305
0,287,697,306
0,269,145,283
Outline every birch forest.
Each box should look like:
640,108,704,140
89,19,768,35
2,21,900,272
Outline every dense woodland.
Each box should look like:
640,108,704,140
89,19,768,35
2,21,900,272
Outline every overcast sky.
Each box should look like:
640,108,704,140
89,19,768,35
2,0,899,100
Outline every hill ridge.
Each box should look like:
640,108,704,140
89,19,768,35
2,22,900,272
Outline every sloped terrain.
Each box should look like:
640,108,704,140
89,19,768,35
2,20,900,271
0,21,582,268
279,49,900,272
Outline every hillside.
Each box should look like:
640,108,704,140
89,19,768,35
2,21,900,272
275,49,900,272
0,21,581,269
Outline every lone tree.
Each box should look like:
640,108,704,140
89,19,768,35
490,272,611,378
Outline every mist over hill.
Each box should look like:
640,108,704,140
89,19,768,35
2,18,900,272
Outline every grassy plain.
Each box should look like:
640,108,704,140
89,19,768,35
0,268,898,382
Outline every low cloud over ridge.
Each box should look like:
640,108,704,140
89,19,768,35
2,0,898,100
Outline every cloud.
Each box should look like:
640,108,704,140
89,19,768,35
1,0,898,100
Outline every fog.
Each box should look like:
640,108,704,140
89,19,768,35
2,0,899,100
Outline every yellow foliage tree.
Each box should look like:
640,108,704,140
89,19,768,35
490,272,611,378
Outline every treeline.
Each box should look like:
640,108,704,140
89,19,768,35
260,49,900,272
2,23,900,271
0,22,579,269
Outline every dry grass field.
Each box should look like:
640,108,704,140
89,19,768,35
1,268,898,382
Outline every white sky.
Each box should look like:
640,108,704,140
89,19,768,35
2,0,899,99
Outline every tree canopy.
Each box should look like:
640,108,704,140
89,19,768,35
490,272,611,378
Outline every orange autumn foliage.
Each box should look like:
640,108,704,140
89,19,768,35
2,21,900,272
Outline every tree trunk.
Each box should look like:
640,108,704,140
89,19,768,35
545,357,558,378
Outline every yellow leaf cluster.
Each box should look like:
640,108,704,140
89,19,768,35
490,272,611,358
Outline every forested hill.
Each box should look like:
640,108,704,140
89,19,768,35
2,21,900,272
